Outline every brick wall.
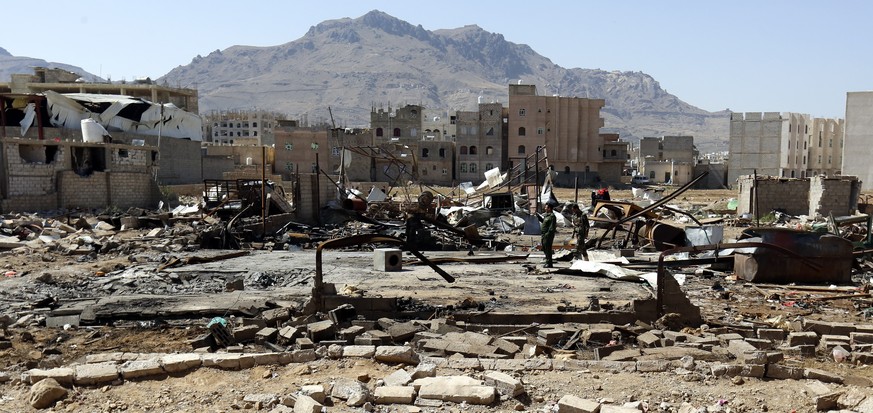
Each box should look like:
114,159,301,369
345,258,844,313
58,170,109,209
295,173,337,224
109,172,160,209
809,176,860,217
0,194,58,212
109,147,150,172
736,176,810,216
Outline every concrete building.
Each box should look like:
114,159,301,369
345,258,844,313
0,67,198,113
637,136,697,185
729,112,844,186
0,137,160,212
421,108,456,142
843,92,873,190
203,110,281,146
273,128,329,180
456,102,506,183
370,104,454,186
600,133,629,184
806,117,843,177
507,83,605,187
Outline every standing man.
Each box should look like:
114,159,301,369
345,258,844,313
541,203,556,268
570,204,590,261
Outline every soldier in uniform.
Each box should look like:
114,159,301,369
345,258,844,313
570,204,590,261
540,203,556,268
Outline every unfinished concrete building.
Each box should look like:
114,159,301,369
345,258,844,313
843,91,873,190
637,136,697,185
729,112,844,186
371,105,422,146
507,83,605,187
0,137,160,212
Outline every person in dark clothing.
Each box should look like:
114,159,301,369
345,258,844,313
541,203,556,268
569,204,590,261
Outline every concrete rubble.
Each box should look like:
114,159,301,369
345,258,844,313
3,173,873,411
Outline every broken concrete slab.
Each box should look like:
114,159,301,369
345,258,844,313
375,346,418,364
119,359,164,379
382,368,413,387
160,353,202,373
483,370,524,397
557,394,600,413
373,386,416,404
74,362,119,386
26,367,75,386
342,345,376,358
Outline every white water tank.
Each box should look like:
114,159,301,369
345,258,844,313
81,119,108,143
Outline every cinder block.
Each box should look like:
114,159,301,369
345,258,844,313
374,248,402,271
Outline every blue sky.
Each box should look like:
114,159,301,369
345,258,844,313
4,0,870,118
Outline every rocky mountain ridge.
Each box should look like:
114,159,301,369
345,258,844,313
2,11,729,151
161,10,728,151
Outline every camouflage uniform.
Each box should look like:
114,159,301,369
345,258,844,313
572,208,590,260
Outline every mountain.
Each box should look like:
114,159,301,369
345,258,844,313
0,48,102,83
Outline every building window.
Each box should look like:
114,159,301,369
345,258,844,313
518,145,526,155
818,155,822,164
518,108,526,117
518,127,526,136
253,122,258,127
486,127,494,136
564,166,570,174
611,150,617,157
586,166,591,172
828,155,832,164
214,131,218,136
422,148,429,158
460,163,467,172
470,146,478,155
422,168,427,176
486,146,494,155
411,128,418,138
393,128,401,137
818,137,822,147
376,128,384,137
829,139,832,147
236,123,241,128
332,147,340,156
460,146,468,155
254,131,258,136
439,148,446,158
537,127,544,135
432,165,436,170
486,163,493,170
470,163,477,173
442,168,448,175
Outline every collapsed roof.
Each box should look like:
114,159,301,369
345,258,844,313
42,91,202,140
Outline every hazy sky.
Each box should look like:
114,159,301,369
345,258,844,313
3,0,870,118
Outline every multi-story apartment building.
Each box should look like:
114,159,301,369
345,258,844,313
506,83,605,187
370,104,454,186
638,136,697,185
455,102,507,182
203,110,280,146
843,92,873,190
729,112,843,185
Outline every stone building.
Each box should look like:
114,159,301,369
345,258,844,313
0,137,160,212
371,105,422,146
736,175,860,218
455,102,506,183
729,112,844,186
842,92,873,190
203,110,281,146
637,136,697,185
273,128,330,180
506,83,605,187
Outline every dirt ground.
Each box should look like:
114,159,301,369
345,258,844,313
1,187,872,412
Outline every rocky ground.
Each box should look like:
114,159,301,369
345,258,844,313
2,187,873,412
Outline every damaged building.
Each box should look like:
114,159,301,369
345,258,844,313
0,137,160,212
